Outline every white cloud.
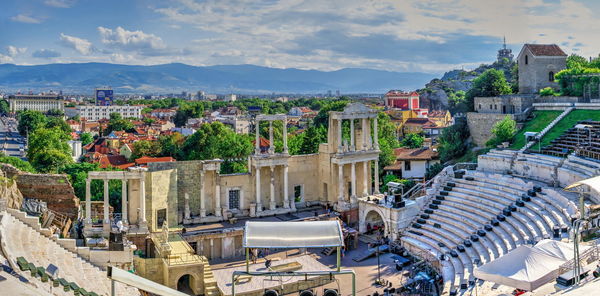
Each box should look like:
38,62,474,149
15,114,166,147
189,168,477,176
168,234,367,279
44,0,77,8
60,33,93,55
11,14,42,24
6,46,27,57
0,54,14,64
98,26,166,51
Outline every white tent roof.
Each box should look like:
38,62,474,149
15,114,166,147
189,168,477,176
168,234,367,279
473,240,589,291
243,221,343,248
565,175,600,192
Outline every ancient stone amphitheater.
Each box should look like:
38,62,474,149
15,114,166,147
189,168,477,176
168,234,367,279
400,150,600,295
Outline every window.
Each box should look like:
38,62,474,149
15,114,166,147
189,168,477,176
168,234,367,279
494,105,497,110
156,209,167,229
489,104,492,109
525,55,528,64
478,104,481,110
294,185,303,202
228,189,240,209
404,161,411,171
549,71,555,82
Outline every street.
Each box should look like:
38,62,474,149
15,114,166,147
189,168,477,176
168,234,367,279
0,116,27,159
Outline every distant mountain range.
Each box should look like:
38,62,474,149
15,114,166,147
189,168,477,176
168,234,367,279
0,63,437,94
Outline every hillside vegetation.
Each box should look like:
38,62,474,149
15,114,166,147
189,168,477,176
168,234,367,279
538,110,600,147
509,111,562,149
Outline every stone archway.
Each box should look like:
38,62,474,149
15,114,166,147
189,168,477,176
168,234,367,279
362,209,388,239
176,274,196,295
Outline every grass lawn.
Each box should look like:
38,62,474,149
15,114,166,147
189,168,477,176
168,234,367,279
455,148,491,163
509,110,561,150
539,109,600,147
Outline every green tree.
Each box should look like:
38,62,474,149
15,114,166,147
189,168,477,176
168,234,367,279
448,90,467,114
566,54,588,69
59,163,123,210
79,132,94,145
288,125,328,155
401,133,424,148
313,100,349,128
180,122,253,173
46,108,65,117
0,154,36,173
0,99,9,114
106,113,134,134
131,140,162,160
425,163,444,179
486,115,516,147
465,69,512,111
17,110,47,136
173,110,189,127
27,127,73,172
438,117,470,162
158,133,185,158
46,116,71,134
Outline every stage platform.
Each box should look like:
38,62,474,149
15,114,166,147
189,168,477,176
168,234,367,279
212,254,335,296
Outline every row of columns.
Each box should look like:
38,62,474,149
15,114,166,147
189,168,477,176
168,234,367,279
255,164,292,213
255,118,288,155
84,177,146,228
337,117,379,153
337,160,380,204
198,170,221,218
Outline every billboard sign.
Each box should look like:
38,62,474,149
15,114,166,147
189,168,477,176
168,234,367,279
96,89,113,106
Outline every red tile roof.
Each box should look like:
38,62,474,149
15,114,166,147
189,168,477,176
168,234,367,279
252,137,271,148
97,155,129,169
524,44,567,56
393,147,439,160
135,156,176,165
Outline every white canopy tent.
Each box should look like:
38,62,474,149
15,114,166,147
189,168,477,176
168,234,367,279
243,220,344,248
473,240,590,291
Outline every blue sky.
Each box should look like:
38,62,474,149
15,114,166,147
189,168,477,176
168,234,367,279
1,0,599,74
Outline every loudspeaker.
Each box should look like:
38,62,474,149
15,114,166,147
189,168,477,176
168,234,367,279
299,290,314,296
264,290,279,296
323,289,339,296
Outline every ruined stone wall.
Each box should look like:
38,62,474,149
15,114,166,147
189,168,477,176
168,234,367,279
1,164,79,218
467,112,516,147
0,164,23,210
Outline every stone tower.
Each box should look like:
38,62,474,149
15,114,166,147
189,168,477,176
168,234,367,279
517,44,567,94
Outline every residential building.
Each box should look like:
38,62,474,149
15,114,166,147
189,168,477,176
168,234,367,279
150,108,177,120
288,106,315,117
383,147,440,180
8,93,65,113
77,105,143,121
385,90,420,110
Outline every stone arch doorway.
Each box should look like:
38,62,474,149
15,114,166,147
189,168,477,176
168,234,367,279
364,209,387,239
177,274,195,295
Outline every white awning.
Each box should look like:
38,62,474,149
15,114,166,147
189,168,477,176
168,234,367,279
473,240,589,291
565,175,600,192
108,266,189,296
243,221,344,248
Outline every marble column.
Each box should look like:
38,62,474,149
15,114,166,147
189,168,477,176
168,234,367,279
215,173,222,217
337,118,343,153
85,179,91,224
374,160,380,194
350,119,355,151
121,179,128,224
140,176,147,224
283,118,288,154
255,166,262,212
338,164,345,202
200,171,206,217
362,118,368,151
374,117,379,150
363,161,369,196
255,119,260,154
103,179,110,231
283,165,290,209
268,121,274,154
184,193,191,220
351,162,357,203
269,166,276,210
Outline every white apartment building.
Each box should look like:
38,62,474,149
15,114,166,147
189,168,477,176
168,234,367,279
8,94,65,113
76,105,143,121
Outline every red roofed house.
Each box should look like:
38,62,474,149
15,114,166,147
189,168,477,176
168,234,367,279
135,156,176,167
252,137,271,154
384,147,440,180
385,90,420,110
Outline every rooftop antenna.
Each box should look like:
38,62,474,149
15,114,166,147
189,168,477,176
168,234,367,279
503,36,507,49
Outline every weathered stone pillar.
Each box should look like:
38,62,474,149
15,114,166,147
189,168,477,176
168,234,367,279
255,166,262,212
350,119,355,151
121,179,128,224
337,118,343,153
269,166,276,210
255,119,260,154
374,117,379,150
362,118,368,151
103,178,110,232
374,160,380,194
200,171,206,217
363,161,369,196
85,179,91,225
215,173,222,217
140,176,147,224
283,165,290,209
338,164,344,202
268,121,274,154
184,193,191,220
351,162,357,203
283,118,288,154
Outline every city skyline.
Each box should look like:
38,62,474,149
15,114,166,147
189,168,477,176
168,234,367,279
1,0,599,74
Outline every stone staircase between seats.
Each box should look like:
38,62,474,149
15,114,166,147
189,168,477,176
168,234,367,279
399,170,577,296
203,261,221,296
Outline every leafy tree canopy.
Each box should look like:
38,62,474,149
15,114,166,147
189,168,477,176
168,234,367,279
465,69,512,111
17,110,47,136
401,133,424,149
486,115,516,147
